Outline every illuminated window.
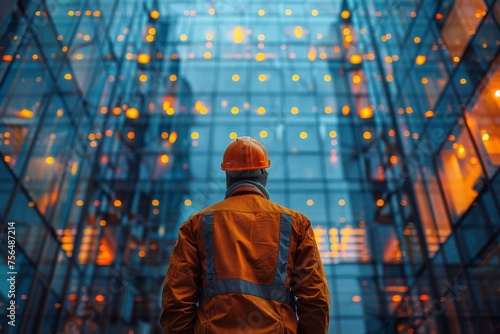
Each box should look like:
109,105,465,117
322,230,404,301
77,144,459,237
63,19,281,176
465,68,500,175
437,120,484,220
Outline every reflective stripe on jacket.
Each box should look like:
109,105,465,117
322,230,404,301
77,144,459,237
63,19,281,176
161,185,330,334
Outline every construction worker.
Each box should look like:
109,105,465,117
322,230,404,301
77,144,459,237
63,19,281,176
161,136,330,333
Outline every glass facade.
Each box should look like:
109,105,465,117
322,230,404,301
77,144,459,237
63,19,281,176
0,0,499,333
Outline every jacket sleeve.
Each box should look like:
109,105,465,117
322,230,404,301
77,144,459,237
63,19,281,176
292,217,330,334
160,221,201,333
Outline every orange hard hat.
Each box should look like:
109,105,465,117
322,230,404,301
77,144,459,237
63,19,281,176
221,136,271,171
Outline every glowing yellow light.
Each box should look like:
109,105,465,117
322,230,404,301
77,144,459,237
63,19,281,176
260,130,268,138
342,105,350,116
329,131,338,138
424,110,434,118
68,11,74,16
137,53,150,64
169,132,177,143
232,74,240,82
64,73,72,80
324,74,331,82
307,46,317,62
258,74,267,81
285,9,292,16
307,199,314,206
169,74,177,81
453,56,460,62
18,109,34,118
460,78,467,85
338,199,345,206
421,78,428,84
257,107,266,115
291,107,299,114
258,9,265,16
258,34,265,41
139,74,147,82
494,90,500,98
482,133,490,141
311,9,318,16
229,132,238,139
150,10,160,19
146,35,154,42
180,34,187,41
205,33,213,41
148,27,156,35
126,108,139,119
184,199,192,206
385,56,393,63
93,11,100,17
363,131,372,139
299,131,308,139
256,52,266,61
292,74,300,81
46,156,55,164
127,132,135,139
294,26,303,38
415,55,426,65
231,107,239,115
340,10,350,19
191,132,199,139
349,54,363,65
343,28,351,36
233,26,245,44
359,107,373,119
208,8,215,15
324,106,333,114
166,107,175,115
160,154,170,164
204,52,212,59
414,37,421,43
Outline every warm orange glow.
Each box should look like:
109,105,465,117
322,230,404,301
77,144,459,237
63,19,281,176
152,199,160,206
127,132,135,140
169,131,177,143
160,154,170,164
415,55,426,65
114,199,122,207
95,295,105,302
342,105,350,116
112,107,122,115
3,55,13,61
294,26,303,38
390,155,398,164
18,108,34,118
137,53,150,64
255,52,266,61
340,10,350,19
125,108,139,119
419,294,430,301
424,110,434,118
392,295,402,302
359,107,373,119
363,131,372,139
338,199,345,206
233,26,245,43
376,199,385,207
352,295,361,302
349,54,363,64
150,10,160,19
184,199,192,206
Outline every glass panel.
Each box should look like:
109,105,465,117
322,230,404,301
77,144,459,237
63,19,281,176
437,119,485,221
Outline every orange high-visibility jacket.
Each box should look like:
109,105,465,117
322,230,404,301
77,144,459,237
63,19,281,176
161,186,330,333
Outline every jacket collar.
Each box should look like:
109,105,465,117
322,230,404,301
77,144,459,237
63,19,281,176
225,180,270,200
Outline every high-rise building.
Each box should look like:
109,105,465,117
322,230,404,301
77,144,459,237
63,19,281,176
0,0,499,333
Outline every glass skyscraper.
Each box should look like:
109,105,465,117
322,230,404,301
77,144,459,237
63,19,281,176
0,0,499,333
